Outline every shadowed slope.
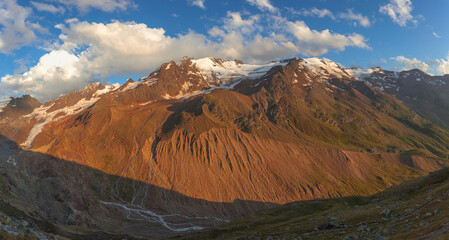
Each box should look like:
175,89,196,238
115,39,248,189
185,167,449,240
0,134,277,239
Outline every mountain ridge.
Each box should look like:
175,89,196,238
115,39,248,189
1,55,449,238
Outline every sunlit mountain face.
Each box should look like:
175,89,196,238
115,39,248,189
0,0,448,239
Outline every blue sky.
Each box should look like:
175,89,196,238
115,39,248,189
0,0,448,101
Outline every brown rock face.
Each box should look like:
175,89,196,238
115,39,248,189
0,95,41,117
0,95,41,139
1,57,448,238
24,58,449,202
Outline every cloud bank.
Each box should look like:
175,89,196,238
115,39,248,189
0,4,370,101
390,56,429,71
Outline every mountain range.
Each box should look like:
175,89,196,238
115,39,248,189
0,56,448,239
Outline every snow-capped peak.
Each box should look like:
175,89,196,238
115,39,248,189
190,57,287,84
296,57,353,80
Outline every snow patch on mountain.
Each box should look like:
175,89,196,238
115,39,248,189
0,102,7,113
121,76,158,92
94,83,120,96
0,96,10,113
22,83,119,148
191,57,287,84
301,57,352,80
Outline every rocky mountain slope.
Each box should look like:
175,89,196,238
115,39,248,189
187,167,449,240
347,67,449,129
1,56,449,238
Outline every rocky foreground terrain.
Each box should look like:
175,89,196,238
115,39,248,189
184,167,449,240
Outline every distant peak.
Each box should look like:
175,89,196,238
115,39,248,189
4,94,41,112
177,56,194,67
407,68,426,74
81,82,104,90
280,56,304,64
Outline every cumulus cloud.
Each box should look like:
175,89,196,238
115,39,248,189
220,12,260,34
1,20,215,101
380,0,417,27
30,1,65,14
208,15,297,63
188,0,205,9
0,50,87,101
287,20,370,55
390,56,429,71
388,54,449,75
0,0,41,53
339,9,371,27
246,0,276,12
0,8,370,101
55,0,133,12
437,54,449,74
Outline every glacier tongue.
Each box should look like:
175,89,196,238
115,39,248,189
191,57,287,84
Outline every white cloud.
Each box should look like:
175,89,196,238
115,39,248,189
225,12,258,28
339,9,371,27
388,54,449,75
437,54,449,74
432,32,441,38
246,0,276,12
55,0,133,12
208,14,297,63
30,1,65,14
0,9,370,101
0,50,88,101
379,0,417,27
290,7,335,20
221,12,260,34
188,0,205,9
390,56,429,71
287,20,370,55
0,0,39,53
1,20,216,101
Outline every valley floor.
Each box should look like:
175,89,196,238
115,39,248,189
182,168,449,240
2,168,449,240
